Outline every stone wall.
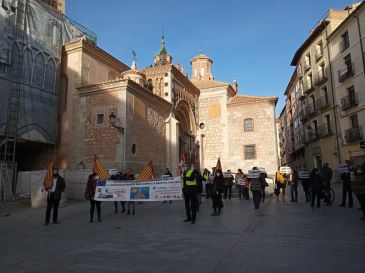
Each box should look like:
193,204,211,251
227,101,278,175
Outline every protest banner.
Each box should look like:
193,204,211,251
298,170,310,179
94,176,183,202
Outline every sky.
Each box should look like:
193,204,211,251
66,0,356,116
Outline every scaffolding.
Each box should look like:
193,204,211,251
0,0,97,197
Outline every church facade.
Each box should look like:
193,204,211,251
57,36,279,175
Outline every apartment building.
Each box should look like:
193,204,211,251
328,2,365,165
287,8,350,170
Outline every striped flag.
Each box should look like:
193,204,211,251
178,153,186,174
215,157,222,173
137,160,154,180
93,155,109,179
43,161,53,190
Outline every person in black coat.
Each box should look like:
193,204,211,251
87,172,102,222
339,168,353,208
211,169,225,216
44,168,66,225
310,168,323,209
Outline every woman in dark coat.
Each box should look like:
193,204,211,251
211,169,225,216
86,172,102,222
310,168,323,209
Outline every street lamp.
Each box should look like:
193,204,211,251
108,112,125,134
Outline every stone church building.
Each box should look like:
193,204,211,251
56,35,279,175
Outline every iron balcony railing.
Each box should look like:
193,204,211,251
318,123,332,138
341,92,358,111
308,131,319,142
345,126,363,143
338,62,355,82
315,96,330,111
314,70,327,86
304,79,314,93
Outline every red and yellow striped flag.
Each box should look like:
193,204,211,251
137,160,154,180
215,157,222,173
43,161,53,190
93,155,109,179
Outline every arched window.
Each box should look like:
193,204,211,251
147,79,153,91
244,118,254,132
44,59,56,91
22,48,32,84
32,53,45,88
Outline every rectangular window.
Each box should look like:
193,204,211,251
325,114,331,133
342,31,350,51
350,114,359,128
244,145,256,160
244,119,254,132
97,114,104,125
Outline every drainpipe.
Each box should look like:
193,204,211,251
325,23,343,164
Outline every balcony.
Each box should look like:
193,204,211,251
300,133,309,144
315,48,324,61
341,92,358,111
315,96,330,111
318,123,332,138
304,103,316,117
298,110,306,122
314,70,327,86
345,126,363,143
298,87,305,100
338,62,355,82
303,79,315,93
304,61,311,71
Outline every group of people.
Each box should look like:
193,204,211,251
274,162,365,220
42,161,365,226
181,165,269,224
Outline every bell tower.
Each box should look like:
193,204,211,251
154,34,173,66
190,52,213,81
41,0,66,14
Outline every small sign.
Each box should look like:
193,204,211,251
360,141,365,149
337,164,349,173
223,172,234,178
108,169,118,175
280,166,292,174
237,178,245,185
247,170,260,179
298,170,310,179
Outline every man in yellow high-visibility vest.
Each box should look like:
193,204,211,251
182,164,199,224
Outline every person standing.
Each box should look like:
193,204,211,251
235,169,245,199
352,163,365,220
310,168,323,209
211,169,225,216
127,172,136,215
339,167,353,208
320,163,333,205
258,168,268,203
44,168,66,225
274,168,286,201
224,170,234,199
86,173,102,222
300,166,310,202
243,174,251,200
250,169,262,209
203,168,211,199
290,170,299,202
182,164,199,224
